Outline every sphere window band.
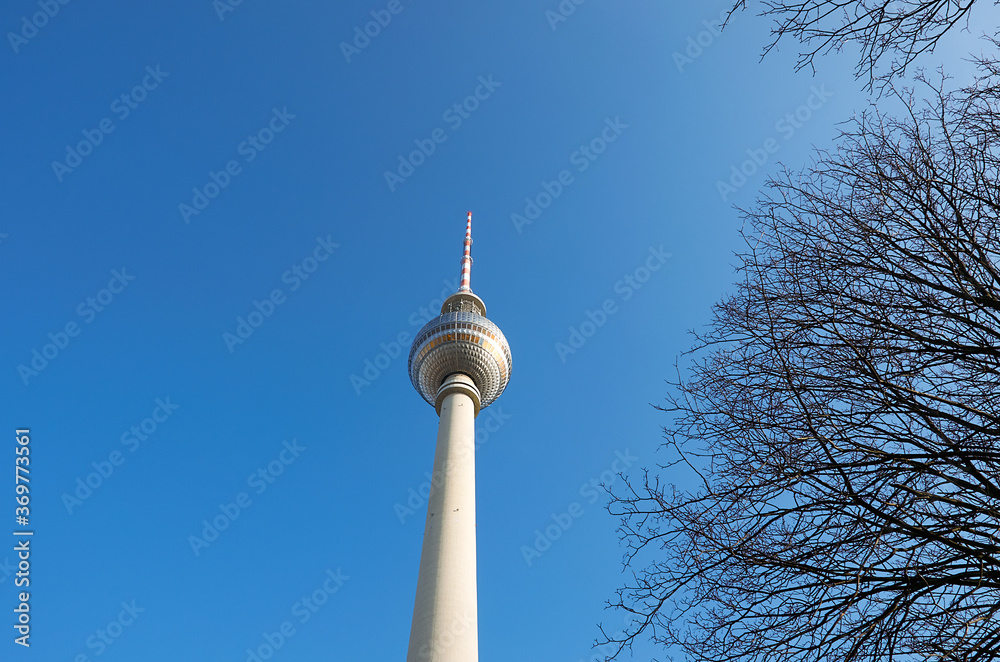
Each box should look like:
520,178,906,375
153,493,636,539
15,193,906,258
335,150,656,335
408,311,512,410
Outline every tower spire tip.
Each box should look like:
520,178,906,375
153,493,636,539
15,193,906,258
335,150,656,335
458,211,473,293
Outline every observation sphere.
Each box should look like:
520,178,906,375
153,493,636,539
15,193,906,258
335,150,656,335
408,292,512,409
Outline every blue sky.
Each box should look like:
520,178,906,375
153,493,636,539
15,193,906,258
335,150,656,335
1,1,994,660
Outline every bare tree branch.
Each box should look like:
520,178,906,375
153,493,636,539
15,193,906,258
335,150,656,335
729,0,992,90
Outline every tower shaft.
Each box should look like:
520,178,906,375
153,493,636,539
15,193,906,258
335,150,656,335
406,374,480,662
407,212,511,661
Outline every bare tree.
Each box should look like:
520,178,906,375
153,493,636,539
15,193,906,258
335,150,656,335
602,64,1000,662
729,0,991,88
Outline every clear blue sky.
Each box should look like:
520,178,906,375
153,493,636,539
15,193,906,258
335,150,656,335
1,1,991,660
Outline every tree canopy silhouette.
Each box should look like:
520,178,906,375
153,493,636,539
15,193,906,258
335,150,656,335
603,63,1000,662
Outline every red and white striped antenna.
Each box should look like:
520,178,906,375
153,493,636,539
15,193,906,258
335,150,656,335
458,210,473,293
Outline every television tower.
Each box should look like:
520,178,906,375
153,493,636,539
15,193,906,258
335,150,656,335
405,211,513,661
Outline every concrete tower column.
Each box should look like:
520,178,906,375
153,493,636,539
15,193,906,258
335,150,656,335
406,212,513,662
406,373,481,662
